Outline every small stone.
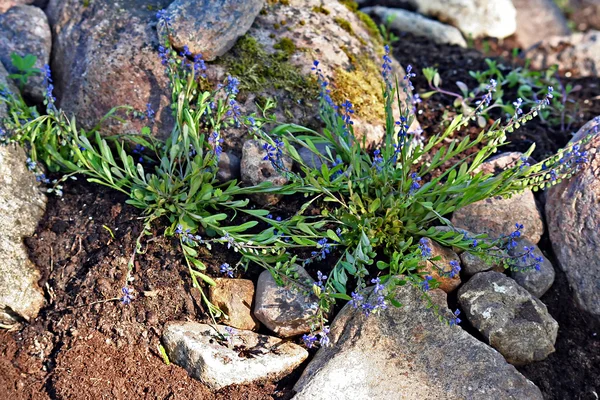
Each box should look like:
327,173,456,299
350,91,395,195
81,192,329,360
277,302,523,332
458,271,558,365
460,248,504,277
216,152,240,182
253,267,318,337
158,0,265,61
293,283,543,399
162,322,308,390
364,7,467,47
240,139,292,206
209,278,260,331
507,238,555,298
419,238,462,293
0,5,52,103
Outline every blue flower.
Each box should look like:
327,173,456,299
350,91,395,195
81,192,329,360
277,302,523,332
156,9,171,27
372,149,384,170
448,260,461,278
302,333,318,348
449,309,461,326
310,238,331,261
193,54,206,77
420,275,433,291
208,131,223,158
225,75,240,96
220,263,234,278
146,103,155,120
316,270,327,289
418,237,432,258
120,287,134,305
403,64,416,91
409,172,421,193
319,326,331,347
349,291,364,308
381,45,393,89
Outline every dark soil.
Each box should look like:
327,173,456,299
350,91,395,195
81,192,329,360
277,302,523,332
3,18,600,400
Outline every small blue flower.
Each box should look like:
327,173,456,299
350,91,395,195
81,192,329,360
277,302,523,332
448,260,461,278
418,238,432,258
449,309,461,326
146,103,155,120
302,333,318,348
420,275,433,291
409,172,421,193
220,263,234,278
120,287,134,305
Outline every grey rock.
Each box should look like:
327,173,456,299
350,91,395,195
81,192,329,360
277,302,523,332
162,322,307,390
209,278,260,331
0,144,46,325
528,30,600,77
508,238,555,298
294,284,543,400
158,0,264,61
364,6,467,47
297,143,333,171
460,248,504,277
458,272,558,365
45,0,174,138
0,5,51,103
546,116,600,316
418,237,462,292
216,152,240,182
513,0,570,49
253,267,318,337
240,139,292,206
373,0,516,39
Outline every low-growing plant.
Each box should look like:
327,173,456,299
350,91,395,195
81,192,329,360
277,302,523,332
422,58,578,130
0,13,594,347
7,53,40,90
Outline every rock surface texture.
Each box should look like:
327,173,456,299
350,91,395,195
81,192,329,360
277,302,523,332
528,30,600,77
364,6,467,47
158,0,264,61
162,322,307,390
512,0,570,49
546,116,600,316
294,284,543,399
0,5,51,102
458,272,558,365
208,278,259,330
508,238,555,298
240,139,293,206
253,267,318,337
0,144,46,325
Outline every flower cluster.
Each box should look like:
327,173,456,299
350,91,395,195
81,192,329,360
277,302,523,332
120,286,134,305
449,309,461,326
220,263,235,278
316,270,327,290
447,260,461,278
480,79,497,108
382,45,393,89
208,131,224,159
409,172,422,193
42,64,56,112
349,278,387,316
418,237,432,258
420,275,433,291
262,139,286,171
310,238,331,261
506,223,523,249
175,224,203,245
302,326,330,348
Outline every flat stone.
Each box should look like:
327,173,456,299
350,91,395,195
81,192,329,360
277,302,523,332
0,144,46,325
253,267,318,337
209,278,260,330
240,139,292,206
419,238,461,292
0,4,51,103
458,271,558,365
162,322,307,390
508,238,555,298
546,116,600,316
158,0,264,61
364,6,467,47
513,0,570,49
293,284,543,399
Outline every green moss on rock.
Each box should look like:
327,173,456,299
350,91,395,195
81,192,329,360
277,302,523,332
221,35,317,101
312,5,331,15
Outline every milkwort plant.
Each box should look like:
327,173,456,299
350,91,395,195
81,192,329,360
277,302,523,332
250,45,595,343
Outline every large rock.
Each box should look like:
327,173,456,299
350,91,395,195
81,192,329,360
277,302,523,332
46,0,414,147
458,272,558,365
240,139,293,206
0,5,51,103
253,266,318,337
546,116,600,316
512,0,570,49
364,6,467,47
46,0,173,138
507,238,555,298
294,284,543,399
527,30,600,77
0,144,46,325
418,237,462,292
158,0,264,61
162,322,307,390
209,278,260,330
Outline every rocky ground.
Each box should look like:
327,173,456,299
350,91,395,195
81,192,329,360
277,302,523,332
1,0,600,399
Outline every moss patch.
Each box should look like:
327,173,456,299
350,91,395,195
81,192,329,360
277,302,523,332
334,17,354,35
338,0,359,11
331,53,385,124
220,35,317,101
312,5,331,15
